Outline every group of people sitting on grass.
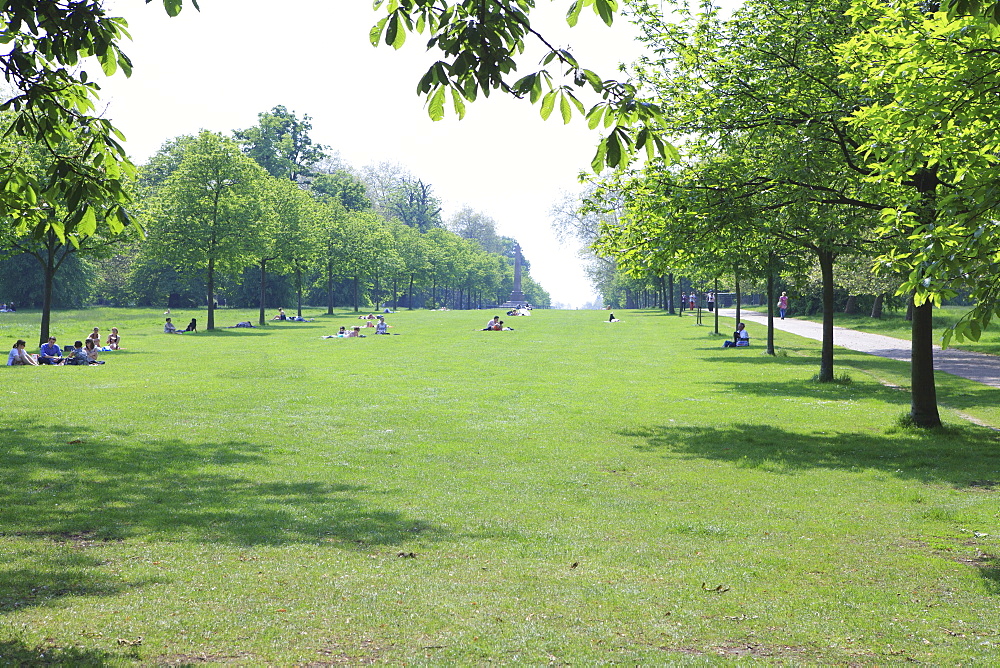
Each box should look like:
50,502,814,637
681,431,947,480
0,302,15,312
9,326,121,366
164,317,197,333
481,316,514,331
323,315,392,339
271,308,313,322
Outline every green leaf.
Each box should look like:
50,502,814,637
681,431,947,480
593,0,616,26
451,87,466,120
428,86,446,121
370,17,388,45
567,0,584,27
162,0,182,17
540,91,557,120
591,138,608,173
559,93,572,124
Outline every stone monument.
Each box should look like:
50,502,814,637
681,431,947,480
502,243,530,308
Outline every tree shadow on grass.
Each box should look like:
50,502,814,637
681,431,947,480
711,378,911,407
0,418,446,549
618,422,1000,489
0,638,124,666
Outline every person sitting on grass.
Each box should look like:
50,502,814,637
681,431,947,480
106,327,121,350
272,308,287,321
86,327,101,345
164,317,180,333
484,315,500,330
7,339,38,365
375,316,389,335
84,338,101,362
39,337,64,365
65,341,91,365
723,323,750,348
184,318,197,332
608,312,620,323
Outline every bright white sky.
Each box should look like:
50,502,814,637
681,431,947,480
96,0,735,307
92,0,652,307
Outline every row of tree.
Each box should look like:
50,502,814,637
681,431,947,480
565,0,1000,428
1,106,548,340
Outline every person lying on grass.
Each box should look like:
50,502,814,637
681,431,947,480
347,326,365,338
7,339,38,366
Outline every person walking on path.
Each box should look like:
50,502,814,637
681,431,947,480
778,292,789,320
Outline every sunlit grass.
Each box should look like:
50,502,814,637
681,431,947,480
1,307,998,664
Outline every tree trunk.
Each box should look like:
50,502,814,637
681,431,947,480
296,265,303,317
327,261,335,315
734,265,741,327
871,293,884,319
766,252,775,356
844,295,857,315
667,273,675,314
817,248,835,382
714,277,720,334
38,250,57,345
353,276,359,312
408,273,414,310
910,298,941,427
908,166,942,427
258,259,268,326
206,258,216,331
905,296,914,321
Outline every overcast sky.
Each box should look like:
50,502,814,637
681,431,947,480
95,0,665,307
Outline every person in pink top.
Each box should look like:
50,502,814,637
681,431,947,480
778,292,789,320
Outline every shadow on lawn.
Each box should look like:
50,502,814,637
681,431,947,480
0,638,124,665
618,422,1000,489
0,418,445,549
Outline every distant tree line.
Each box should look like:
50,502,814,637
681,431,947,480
0,106,549,337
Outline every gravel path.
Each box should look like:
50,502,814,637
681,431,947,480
715,308,1000,389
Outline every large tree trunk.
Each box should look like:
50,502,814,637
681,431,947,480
667,273,675,314
206,258,216,331
353,276,359,312
910,299,941,427
909,167,942,427
258,259,268,326
38,249,57,345
844,295,857,315
766,252,775,356
408,273,414,310
905,295,914,321
817,248,835,382
871,293,884,319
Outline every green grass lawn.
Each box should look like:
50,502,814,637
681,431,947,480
1,307,998,664
748,304,1000,355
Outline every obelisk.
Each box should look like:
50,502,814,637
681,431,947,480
502,243,529,307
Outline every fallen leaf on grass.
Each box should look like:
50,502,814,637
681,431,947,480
397,551,417,558
570,562,579,569
701,582,730,593
116,637,142,646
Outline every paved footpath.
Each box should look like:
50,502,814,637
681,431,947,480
715,308,1000,389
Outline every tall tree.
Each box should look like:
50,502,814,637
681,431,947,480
234,105,327,181
146,131,267,330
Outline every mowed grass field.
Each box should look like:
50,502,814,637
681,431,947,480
1,307,998,665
